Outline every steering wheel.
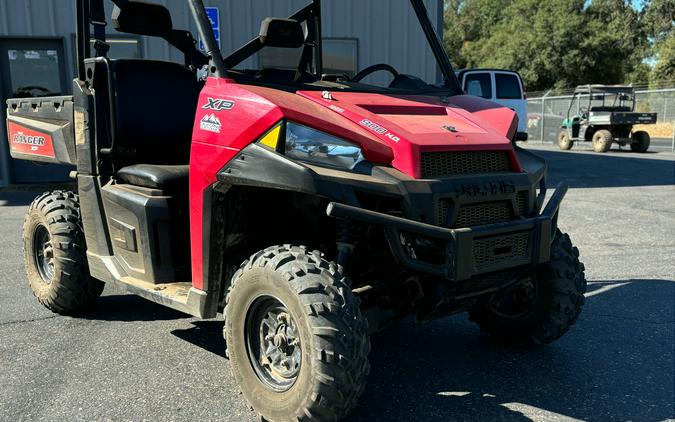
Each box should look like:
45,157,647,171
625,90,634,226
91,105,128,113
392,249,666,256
351,64,399,83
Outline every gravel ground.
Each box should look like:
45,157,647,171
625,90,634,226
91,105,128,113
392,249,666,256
0,145,673,421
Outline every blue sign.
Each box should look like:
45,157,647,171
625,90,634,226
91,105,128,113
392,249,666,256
199,7,220,51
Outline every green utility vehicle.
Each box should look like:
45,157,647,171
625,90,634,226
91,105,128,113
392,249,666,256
558,85,657,153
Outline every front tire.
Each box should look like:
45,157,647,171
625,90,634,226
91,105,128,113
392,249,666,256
630,131,650,152
225,245,370,422
22,191,104,314
592,130,613,152
469,230,586,347
558,131,573,150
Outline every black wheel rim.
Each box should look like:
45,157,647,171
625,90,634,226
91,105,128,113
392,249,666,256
491,276,539,318
33,225,55,283
245,296,302,392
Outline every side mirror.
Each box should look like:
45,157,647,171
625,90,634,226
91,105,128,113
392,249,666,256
112,1,173,37
258,18,304,49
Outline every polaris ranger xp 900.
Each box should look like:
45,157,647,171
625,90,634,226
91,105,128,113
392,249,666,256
6,1,586,420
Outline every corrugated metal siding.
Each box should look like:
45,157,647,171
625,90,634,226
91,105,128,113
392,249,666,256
0,0,79,88
0,0,441,84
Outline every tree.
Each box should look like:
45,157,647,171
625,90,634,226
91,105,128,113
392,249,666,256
583,0,646,85
460,0,590,90
443,0,656,91
443,0,512,69
651,32,675,83
643,0,675,84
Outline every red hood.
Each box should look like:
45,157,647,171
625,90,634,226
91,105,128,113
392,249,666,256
243,85,520,178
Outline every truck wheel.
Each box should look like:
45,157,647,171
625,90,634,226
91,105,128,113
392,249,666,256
630,131,650,152
558,131,573,150
469,230,586,347
592,130,613,152
22,191,104,314
225,245,370,422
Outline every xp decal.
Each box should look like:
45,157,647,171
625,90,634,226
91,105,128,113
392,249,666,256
200,114,222,133
7,122,55,158
201,97,235,111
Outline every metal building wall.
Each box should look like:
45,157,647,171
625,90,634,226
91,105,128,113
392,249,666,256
0,0,442,186
113,0,443,82
0,0,442,84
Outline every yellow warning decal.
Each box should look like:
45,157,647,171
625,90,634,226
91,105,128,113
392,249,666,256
259,124,281,149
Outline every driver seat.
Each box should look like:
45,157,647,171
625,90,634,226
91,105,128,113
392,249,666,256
110,59,200,193
117,164,189,193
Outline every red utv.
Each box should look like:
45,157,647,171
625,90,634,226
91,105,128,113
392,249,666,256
5,1,586,421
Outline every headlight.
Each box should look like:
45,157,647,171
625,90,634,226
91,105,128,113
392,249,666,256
285,122,364,170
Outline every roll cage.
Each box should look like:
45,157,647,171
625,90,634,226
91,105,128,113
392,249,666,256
566,85,636,117
75,0,461,92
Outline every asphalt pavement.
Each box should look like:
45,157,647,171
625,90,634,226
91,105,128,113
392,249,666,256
0,146,673,421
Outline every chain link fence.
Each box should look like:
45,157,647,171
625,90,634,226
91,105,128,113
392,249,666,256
526,87,675,152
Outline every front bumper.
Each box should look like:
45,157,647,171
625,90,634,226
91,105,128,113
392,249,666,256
219,143,555,281
327,182,567,281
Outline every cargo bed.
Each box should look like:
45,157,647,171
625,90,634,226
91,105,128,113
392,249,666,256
588,111,658,126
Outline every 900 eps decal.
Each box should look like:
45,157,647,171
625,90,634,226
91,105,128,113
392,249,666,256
202,97,235,111
7,122,55,158
359,119,400,142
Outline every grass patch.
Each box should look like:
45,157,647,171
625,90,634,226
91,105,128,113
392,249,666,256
633,122,673,138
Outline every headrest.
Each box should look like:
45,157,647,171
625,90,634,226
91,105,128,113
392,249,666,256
259,18,304,49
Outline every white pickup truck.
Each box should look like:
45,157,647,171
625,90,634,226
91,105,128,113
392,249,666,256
456,69,529,141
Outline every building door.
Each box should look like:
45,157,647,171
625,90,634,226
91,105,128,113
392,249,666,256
0,38,71,184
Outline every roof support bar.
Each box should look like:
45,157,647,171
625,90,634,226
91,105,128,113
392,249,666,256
409,0,459,90
75,0,91,81
189,0,226,78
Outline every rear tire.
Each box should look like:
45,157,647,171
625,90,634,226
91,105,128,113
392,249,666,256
22,191,104,314
592,130,613,153
630,131,650,152
225,245,370,422
469,230,586,347
558,131,573,150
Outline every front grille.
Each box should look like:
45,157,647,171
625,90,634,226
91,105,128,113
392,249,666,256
474,232,530,270
438,191,530,228
456,202,512,227
421,151,512,179
437,199,450,226
516,191,528,217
